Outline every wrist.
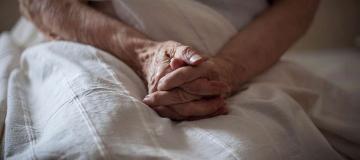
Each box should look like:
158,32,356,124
212,56,248,95
116,35,161,85
117,36,158,83
133,40,159,83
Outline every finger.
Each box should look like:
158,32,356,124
169,58,186,70
174,46,207,65
148,64,172,93
157,66,207,91
152,103,228,122
186,105,228,121
152,106,185,121
171,97,225,117
180,78,229,96
209,106,228,116
143,89,202,106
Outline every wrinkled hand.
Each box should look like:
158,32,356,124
141,41,231,120
142,41,205,93
156,57,235,94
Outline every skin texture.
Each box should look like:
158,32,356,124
19,0,319,121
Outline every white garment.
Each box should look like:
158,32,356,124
94,0,267,55
194,0,268,30
111,0,237,55
0,0,359,159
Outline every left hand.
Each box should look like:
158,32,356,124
141,41,232,120
143,57,239,120
140,40,206,93
156,57,237,95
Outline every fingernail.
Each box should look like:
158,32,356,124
189,54,202,64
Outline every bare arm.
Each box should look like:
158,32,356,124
19,0,154,79
156,0,320,95
215,0,320,92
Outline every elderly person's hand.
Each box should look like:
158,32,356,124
156,57,238,94
141,41,230,120
143,55,242,120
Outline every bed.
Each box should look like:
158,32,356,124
0,1,359,159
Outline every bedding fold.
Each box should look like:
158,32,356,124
0,0,359,159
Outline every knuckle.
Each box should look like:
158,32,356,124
181,46,192,53
165,40,181,47
177,67,192,77
181,84,195,93
180,46,194,58
206,69,219,80
183,83,202,94
175,90,189,102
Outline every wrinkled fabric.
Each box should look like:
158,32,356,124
2,40,350,160
110,0,238,55
0,0,359,159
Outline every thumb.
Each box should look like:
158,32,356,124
174,46,207,66
170,58,186,70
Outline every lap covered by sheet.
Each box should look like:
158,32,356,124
1,0,359,159
2,41,350,159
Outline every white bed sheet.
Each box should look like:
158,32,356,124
0,0,359,159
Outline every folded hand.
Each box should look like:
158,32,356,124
141,41,233,120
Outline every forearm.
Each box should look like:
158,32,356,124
19,0,153,78
216,0,319,92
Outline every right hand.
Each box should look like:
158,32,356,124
141,41,229,120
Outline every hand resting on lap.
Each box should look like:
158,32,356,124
140,41,230,121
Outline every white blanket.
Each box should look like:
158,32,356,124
1,0,359,159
